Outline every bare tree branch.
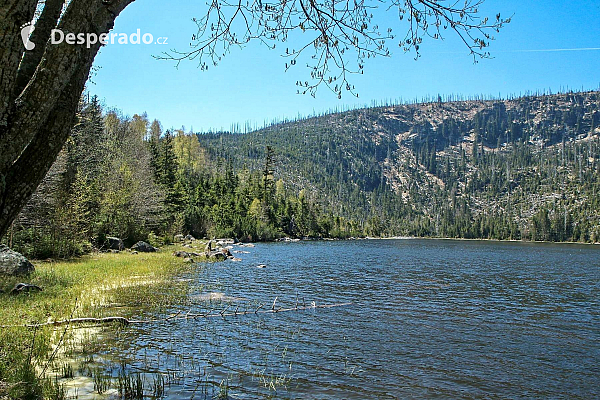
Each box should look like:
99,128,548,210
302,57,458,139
157,0,510,98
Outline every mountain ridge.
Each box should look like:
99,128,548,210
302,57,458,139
196,90,600,242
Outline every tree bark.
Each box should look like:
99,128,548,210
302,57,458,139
0,0,135,238
0,0,37,127
15,0,65,95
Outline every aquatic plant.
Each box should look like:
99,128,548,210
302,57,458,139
216,378,229,399
151,373,166,398
60,363,74,379
93,368,112,394
117,367,144,399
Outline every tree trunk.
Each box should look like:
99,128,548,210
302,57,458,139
0,0,135,238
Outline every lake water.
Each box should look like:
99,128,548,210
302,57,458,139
94,239,599,399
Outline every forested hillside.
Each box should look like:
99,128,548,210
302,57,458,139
197,90,600,243
3,97,344,258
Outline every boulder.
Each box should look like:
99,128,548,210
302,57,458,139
207,250,227,260
203,240,232,261
173,250,200,258
174,234,185,242
106,237,124,251
11,283,43,295
183,257,195,263
185,234,196,241
131,241,157,253
0,245,35,276
173,250,189,258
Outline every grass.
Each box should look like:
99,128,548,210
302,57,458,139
0,244,204,399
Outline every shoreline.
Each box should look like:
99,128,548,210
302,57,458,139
0,244,200,399
362,236,600,246
275,235,600,246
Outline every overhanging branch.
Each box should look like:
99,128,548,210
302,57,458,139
158,0,509,98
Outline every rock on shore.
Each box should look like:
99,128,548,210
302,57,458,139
0,245,35,276
106,237,124,251
131,241,157,253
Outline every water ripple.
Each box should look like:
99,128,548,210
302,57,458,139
102,239,599,399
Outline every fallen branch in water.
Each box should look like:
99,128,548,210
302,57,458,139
39,298,79,378
2,301,352,328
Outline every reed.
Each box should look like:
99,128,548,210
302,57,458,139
0,244,196,399
151,373,166,398
117,366,144,399
92,369,111,394
60,363,74,379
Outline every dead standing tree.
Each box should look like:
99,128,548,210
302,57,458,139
0,0,509,239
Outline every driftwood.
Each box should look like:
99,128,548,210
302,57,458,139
42,317,130,327
3,301,352,328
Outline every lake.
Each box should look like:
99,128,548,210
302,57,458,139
91,239,599,399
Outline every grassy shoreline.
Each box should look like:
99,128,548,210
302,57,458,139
0,244,202,399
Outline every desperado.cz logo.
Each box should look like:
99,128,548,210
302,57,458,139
20,21,35,50
20,20,167,50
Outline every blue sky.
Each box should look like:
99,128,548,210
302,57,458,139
90,0,600,132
